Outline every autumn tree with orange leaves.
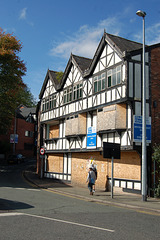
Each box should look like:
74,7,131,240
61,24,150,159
0,28,27,134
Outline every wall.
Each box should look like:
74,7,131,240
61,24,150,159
16,118,35,157
97,104,126,132
49,125,59,138
47,153,63,172
151,46,160,145
65,113,86,136
71,151,141,190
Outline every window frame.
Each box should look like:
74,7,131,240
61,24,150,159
93,73,106,93
63,82,83,104
107,65,121,88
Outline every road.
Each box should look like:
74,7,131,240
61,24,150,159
0,159,160,240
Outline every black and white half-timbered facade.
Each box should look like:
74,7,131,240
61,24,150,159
38,32,151,193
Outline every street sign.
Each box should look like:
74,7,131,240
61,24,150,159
103,142,121,159
40,148,45,155
103,142,121,199
10,134,18,144
87,126,97,149
133,115,151,143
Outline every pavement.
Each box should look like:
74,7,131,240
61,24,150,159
23,165,160,215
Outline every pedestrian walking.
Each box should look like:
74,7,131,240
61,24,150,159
92,166,97,193
86,165,96,195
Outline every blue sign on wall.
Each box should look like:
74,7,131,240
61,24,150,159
133,115,151,143
87,126,97,149
10,134,18,144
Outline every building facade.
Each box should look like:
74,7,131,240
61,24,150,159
37,32,152,194
0,105,37,159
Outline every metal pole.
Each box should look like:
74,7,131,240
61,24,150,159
13,109,16,154
111,156,114,199
141,15,147,201
40,157,44,179
136,10,147,202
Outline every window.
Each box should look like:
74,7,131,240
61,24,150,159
63,90,67,104
49,95,56,109
94,73,106,93
73,83,82,101
67,87,72,103
107,66,121,87
45,98,49,110
52,95,56,108
63,83,83,104
42,94,57,112
25,131,33,137
42,98,49,111
42,100,45,111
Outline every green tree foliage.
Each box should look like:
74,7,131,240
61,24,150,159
0,28,28,134
152,144,160,197
19,86,37,107
55,71,63,83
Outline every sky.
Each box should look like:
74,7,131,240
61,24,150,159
1,0,160,101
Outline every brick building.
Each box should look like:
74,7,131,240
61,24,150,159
150,44,160,145
0,105,37,159
37,32,159,195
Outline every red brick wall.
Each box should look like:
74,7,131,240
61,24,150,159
151,46,160,145
16,118,35,157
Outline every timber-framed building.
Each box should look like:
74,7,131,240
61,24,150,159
37,32,152,194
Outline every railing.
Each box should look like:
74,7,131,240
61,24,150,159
107,177,141,193
44,171,71,182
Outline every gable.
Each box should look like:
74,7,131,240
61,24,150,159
63,64,83,89
39,70,57,99
43,78,56,98
93,41,122,75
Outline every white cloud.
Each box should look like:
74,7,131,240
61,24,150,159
19,7,34,26
19,8,27,20
50,17,121,59
134,22,160,45
146,23,160,45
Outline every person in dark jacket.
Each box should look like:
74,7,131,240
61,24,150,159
92,166,97,192
86,165,96,195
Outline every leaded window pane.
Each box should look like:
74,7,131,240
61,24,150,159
108,76,111,87
98,79,101,91
94,81,97,93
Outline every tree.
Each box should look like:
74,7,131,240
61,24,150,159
0,28,27,134
56,71,63,83
19,86,37,107
152,144,160,197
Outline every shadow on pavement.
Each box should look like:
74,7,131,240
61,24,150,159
25,165,73,189
0,198,34,211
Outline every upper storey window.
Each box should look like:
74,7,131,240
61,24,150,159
63,87,72,104
93,66,121,93
63,82,82,104
107,66,121,87
94,73,106,93
73,83,82,101
42,94,57,112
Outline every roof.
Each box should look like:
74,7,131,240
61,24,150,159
72,54,92,72
106,33,142,53
39,69,60,99
16,105,36,119
39,32,144,99
59,54,92,90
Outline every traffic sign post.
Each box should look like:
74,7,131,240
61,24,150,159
40,147,45,155
103,142,121,199
40,148,45,179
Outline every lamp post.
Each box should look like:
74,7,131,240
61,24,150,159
136,10,147,201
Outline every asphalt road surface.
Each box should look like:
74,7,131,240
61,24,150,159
0,159,160,240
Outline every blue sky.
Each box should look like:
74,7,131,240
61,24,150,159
1,0,160,100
